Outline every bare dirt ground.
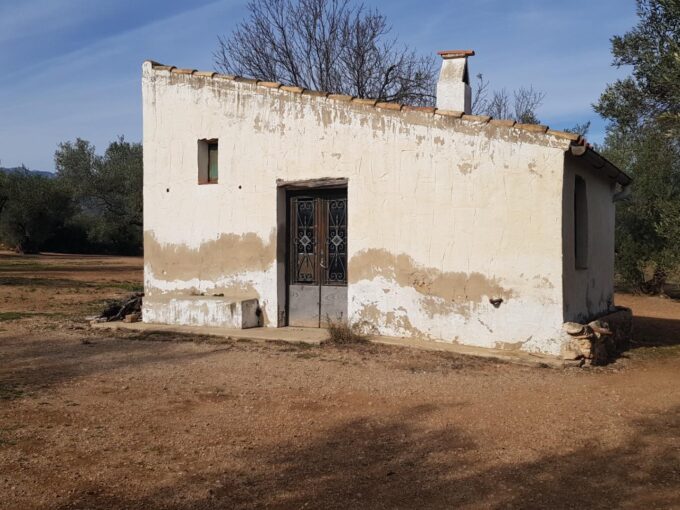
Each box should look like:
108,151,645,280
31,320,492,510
1,252,679,510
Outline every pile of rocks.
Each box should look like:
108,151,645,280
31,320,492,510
561,307,633,366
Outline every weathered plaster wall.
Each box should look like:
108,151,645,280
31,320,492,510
142,62,575,355
562,154,617,322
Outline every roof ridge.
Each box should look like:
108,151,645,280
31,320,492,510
144,60,584,145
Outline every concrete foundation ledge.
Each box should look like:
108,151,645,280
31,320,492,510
91,321,565,369
142,295,261,329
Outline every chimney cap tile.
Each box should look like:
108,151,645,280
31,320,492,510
438,50,475,59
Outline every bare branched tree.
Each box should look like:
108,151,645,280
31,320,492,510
472,73,545,123
486,89,512,120
471,73,489,114
214,0,436,105
513,86,545,124
564,121,591,137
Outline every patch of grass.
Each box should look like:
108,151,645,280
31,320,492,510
0,382,24,400
91,281,143,292
630,344,680,360
0,261,50,271
85,299,117,314
0,430,16,447
0,276,92,288
295,351,319,360
0,312,32,322
323,320,368,346
0,311,71,322
266,340,317,351
109,282,144,292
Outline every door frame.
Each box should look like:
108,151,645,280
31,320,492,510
276,178,348,327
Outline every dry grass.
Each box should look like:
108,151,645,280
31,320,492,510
324,319,368,345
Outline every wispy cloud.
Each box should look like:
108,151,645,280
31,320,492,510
0,0,94,44
0,0,242,170
0,0,636,170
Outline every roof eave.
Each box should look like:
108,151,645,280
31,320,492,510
143,60,612,156
569,144,632,186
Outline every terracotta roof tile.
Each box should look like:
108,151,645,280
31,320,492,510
234,76,259,85
489,119,516,127
376,102,402,111
352,98,378,106
327,94,354,102
516,123,549,134
303,89,330,98
434,109,464,118
258,81,282,89
462,114,491,123
403,106,436,114
281,85,304,94
438,50,475,58
546,129,581,142
144,61,598,152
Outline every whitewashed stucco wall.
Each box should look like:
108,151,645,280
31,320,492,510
562,156,617,322
142,61,578,355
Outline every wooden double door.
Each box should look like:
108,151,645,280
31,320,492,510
288,189,347,327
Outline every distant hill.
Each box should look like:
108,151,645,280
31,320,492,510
0,166,54,178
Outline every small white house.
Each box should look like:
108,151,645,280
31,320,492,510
141,50,631,357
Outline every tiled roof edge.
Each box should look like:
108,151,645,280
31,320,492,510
144,60,585,147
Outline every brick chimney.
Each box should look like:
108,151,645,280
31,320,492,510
436,50,474,114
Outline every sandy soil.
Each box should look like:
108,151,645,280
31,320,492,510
1,252,679,509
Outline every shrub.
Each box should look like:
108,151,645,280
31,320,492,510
324,319,368,345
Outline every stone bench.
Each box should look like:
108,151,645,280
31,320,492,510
142,295,261,329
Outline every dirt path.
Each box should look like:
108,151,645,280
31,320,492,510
1,253,679,509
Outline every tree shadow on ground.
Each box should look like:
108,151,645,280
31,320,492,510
631,315,680,347
0,332,236,395
664,284,680,300
55,404,680,510
0,265,141,273
0,276,94,287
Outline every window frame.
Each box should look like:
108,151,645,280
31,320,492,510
574,174,589,270
207,142,219,184
197,138,218,185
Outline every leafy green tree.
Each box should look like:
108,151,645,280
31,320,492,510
596,0,680,294
55,137,143,254
0,168,73,253
596,0,680,135
603,126,680,293
0,171,8,219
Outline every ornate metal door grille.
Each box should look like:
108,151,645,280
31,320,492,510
325,198,347,284
293,198,317,283
290,195,347,286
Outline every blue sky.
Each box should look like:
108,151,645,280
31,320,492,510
0,0,638,171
